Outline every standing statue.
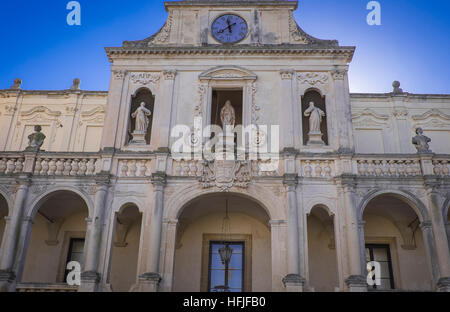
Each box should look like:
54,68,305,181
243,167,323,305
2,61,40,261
25,125,46,151
412,127,432,153
131,102,152,133
220,100,236,128
304,101,326,134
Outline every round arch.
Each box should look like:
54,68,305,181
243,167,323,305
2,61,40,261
358,189,430,223
165,184,282,221
113,198,145,215
305,198,336,216
443,196,450,221
0,188,11,216
26,186,94,220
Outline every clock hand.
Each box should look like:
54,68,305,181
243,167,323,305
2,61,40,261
217,23,236,34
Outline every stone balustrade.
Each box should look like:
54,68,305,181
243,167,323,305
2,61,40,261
0,152,448,180
118,158,153,177
0,155,25,175
356,159,422,177
298,159,336,178
16,283,78,292
33,156,100,176
432,159,449,177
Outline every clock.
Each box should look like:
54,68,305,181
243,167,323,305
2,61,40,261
211,14,248,44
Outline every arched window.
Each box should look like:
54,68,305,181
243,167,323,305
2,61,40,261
301,90,328,146
128,88,155,145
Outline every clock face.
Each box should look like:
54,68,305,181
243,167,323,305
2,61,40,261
211,14,248,44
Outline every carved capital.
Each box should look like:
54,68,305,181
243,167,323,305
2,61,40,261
332,70,347,80
112,70,127,80
282,274,306,286
280,70,294,80
163,70,177,81
151,171,167,186
283,174,298,187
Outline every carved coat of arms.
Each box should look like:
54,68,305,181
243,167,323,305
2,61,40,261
200,160,251,192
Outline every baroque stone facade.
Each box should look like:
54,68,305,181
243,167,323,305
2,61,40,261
0,0,449,293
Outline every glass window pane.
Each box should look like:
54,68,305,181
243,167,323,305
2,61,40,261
229,253,242,269
378,262,391,279
372,247,388,261
210,269,225,289
378,278,393,290
211,253,224,270
365,248,371,261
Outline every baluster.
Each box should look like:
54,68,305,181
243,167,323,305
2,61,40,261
69,159,79,176
41,158,50,175
196,161,203,177
381,160,389,176
138,160,147,177
304,160,312,177
6,159,16,174
86,159,95,176
442,161,449,176
189,160,197,177
78,159,87,176
388,160,396,176
0,158,7,174
14,158,24,174
175,160,182,176
34,158,43,175
63,159,72,176
48,158,57,176
374,160,382,176
405,160,413,176
129,160,137,177
433,161,441,176
55,159,64,175
324,160,332,177
367,160,375,176
357,161,365,176
314,160,322,177
182,160,190,177
413,160,422,176
397,161,405,176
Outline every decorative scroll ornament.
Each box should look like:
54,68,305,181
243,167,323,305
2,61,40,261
113,70,127,80
201,160,252,192
149,12,173,44
289,13,309,44
297,72,329,86
130,72,161,85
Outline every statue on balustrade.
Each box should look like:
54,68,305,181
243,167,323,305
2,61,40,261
412,127,432,153
25,125,46,151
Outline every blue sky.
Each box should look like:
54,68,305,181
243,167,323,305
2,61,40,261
1,0,449,93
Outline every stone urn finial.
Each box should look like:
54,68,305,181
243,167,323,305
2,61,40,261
11,78,22,90
25,125,46,152
71,78,81,90
392,81,403,94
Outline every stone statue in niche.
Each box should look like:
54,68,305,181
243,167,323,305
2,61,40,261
412,127,432,153
130,102,152,144
220,100,236,128
304,101,325,145
25,125,46,151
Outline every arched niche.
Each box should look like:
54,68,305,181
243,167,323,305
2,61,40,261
128,88,155,145
301,89,328,146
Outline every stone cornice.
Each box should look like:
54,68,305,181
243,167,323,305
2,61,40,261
0,90,108,96
350,93,450,100
105,45,355,62
164,0,299,10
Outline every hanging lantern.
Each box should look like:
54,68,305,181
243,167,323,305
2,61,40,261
218,243,233,266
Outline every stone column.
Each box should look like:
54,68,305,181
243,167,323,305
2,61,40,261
282,174,305,292
137,172,166,292
425,184,450,292
341,178,367,292
154,70,177,150
79,175,110,292
0,175,30,292
420,222,439,286
270,220,287,292
159,218,178,292
279,70,295,150
101,69,127,150
333,69,353,153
